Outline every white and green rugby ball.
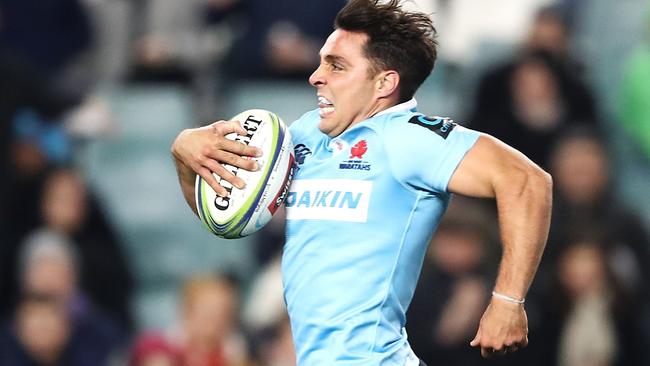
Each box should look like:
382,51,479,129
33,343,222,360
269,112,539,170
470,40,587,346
195,109,295,238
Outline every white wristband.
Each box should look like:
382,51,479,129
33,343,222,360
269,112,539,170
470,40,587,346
492,291,525,304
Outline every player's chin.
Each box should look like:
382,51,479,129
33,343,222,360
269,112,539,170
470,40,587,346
317,117,336,135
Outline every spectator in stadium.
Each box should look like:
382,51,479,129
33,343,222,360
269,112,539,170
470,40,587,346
241,256,295,366
0,0,93,98
430,1,572,67
123,0,247,120
469,49,597,167
535,236,647,366
253,317,295,366
224,0,347,79
43,168,134,329
0,49,80,317
127,0,239,84
544,128,650,301
469,7,597,167
0,40,115,318
170,275,249,366
18,230,80,307
0,119,62,303
531,6,567,49
0,293,76,366
406,198,494,366
130,333,182,366
0,168,135,330
0,229,125,366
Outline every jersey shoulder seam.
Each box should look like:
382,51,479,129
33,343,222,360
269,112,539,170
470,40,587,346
381,113,433,196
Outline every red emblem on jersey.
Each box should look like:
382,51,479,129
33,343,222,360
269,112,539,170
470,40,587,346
350,140,368,159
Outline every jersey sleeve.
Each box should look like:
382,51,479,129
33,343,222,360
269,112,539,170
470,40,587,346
384,115,480,194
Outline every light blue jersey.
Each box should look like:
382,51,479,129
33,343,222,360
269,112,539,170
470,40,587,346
283,99,480,365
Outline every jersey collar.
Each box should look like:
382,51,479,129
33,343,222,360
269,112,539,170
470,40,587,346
373,98,418,117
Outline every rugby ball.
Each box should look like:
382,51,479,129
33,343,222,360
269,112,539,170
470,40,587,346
195,109,295,238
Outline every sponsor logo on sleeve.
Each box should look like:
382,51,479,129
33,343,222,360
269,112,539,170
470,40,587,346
285,179,373,222
408,115,456,139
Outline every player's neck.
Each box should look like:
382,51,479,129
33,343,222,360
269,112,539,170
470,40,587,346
370,95,401,117
351,96,400,126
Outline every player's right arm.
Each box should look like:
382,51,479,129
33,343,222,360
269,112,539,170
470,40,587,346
171,120,261,216
448,134,552,358
385,118,550,358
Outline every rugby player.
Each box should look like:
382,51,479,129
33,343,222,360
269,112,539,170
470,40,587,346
172,1,552,364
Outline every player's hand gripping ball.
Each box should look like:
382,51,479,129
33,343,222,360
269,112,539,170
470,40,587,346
195,109,295,238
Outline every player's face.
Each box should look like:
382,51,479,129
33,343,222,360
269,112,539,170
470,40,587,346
309,29,381,137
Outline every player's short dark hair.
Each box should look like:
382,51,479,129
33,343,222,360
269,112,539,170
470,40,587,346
335,0,438,102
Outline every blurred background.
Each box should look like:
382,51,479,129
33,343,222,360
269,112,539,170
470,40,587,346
0,0,649,365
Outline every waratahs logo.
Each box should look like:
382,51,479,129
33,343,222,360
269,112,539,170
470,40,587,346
349,140,367,159
340,139,371,171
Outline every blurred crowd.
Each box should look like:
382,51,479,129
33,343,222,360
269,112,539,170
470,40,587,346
1,0,650,365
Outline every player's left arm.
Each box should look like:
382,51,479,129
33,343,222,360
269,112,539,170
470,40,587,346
447,134,553,358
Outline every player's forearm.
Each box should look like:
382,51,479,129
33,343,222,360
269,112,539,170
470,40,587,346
493,166,552,299
173,155,199,216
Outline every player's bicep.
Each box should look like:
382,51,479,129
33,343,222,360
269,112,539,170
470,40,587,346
448,134,536,198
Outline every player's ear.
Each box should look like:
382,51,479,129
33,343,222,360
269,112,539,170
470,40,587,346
376,70,399,98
